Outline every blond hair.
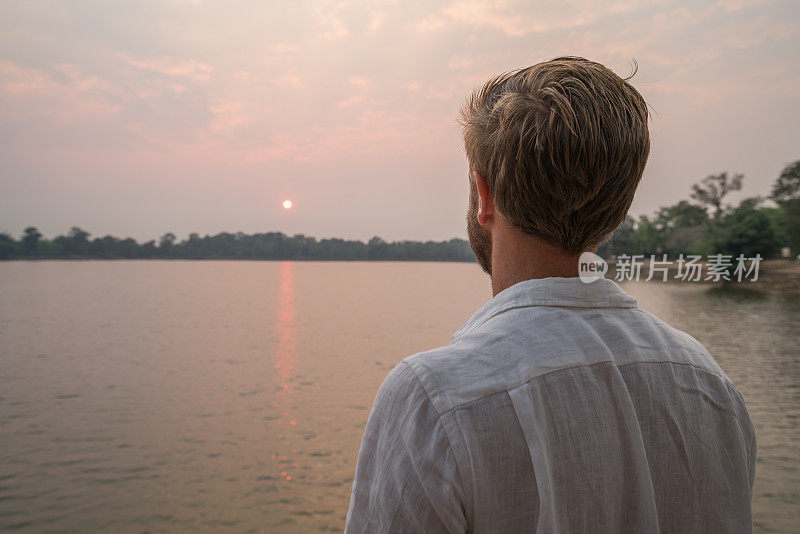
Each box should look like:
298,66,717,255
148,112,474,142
460,56,650,255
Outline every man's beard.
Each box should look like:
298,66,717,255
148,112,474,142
467,180,492,276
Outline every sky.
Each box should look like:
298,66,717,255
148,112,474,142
1,0,798,243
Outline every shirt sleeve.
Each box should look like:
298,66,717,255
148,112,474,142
344,361,467,534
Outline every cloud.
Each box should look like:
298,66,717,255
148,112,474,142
134,79,188,99
122,54,214,81
337,95,364,108
417,0,646,37
415,14,447,33
348,75,370,87
441,0,536,37
269,43,300,54
315,1,351,40
447,55,475,70
0,60,50,94
0,60,121,120
208,100,248,134
270,73,304,88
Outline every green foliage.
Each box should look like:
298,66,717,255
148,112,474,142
761,206,788,249
601,166,796,259
690,172,743,220
598,216,636,257
53,227,91,257
778,198,800,253
159,232,177,256
22,226,42,255
770,160,800,253
0,233,18,259
712,197,778,258
771,160,800,202
600,201,709,257
656,200,708,228
0,229,476,261
633,215,665,255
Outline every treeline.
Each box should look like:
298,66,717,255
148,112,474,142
2,159,798,262
598,160,800,259
0,229,477,262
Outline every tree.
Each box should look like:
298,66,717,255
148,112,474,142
140,240,158,258
770,159,800,253
771,160,800,202
654,201,709,255
656,201,708,229
690,172,743,221
367,236,388,260
598,216,636,258
633,215,665,255
183,233,204,258
0,233,17,259
88,236,116,258
53,226,91,256
159,232,176,256
70,227,90,255
715,197,778,258
22,226,42,256
761,206,788,250
118,238,140,258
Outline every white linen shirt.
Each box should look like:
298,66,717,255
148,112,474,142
344,277,756,533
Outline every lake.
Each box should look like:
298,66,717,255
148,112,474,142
0,261,798,532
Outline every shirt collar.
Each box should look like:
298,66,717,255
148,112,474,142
450,276,638,344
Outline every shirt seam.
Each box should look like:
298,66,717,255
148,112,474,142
398,360,470,521
438,358,736,415
630,308,733,379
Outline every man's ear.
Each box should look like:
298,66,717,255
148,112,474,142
474,171,494,225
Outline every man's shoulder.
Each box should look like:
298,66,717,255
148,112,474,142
401,304,731,415
628,307,729,379
401,309,559,415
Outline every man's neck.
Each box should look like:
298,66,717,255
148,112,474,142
490,225,589,296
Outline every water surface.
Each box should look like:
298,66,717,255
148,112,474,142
0,261,797,532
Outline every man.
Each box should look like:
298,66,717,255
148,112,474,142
345,57,756,533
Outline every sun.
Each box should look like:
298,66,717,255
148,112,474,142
282,199,293,210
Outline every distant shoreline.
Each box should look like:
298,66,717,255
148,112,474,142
0,229,478,263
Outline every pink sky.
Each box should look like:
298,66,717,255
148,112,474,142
1,0,798,242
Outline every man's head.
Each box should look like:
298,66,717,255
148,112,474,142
461,56,650,275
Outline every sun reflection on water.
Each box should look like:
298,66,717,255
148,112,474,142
274,260,297,482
